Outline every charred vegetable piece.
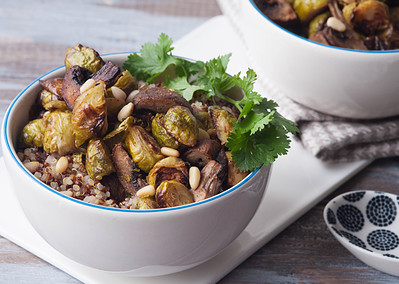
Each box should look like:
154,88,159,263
162,106,199,147
71,81,108,147
85,139,115,180
191,160,224,202
136,196,159,209
132,87,193,113
64,44,104,73
106,70,137,96
91,61,122,88
101,173,126,202
208,106,236,145
308,11,330,37
293,0,328,23
39,78,63,99
42,110,77,155
151,113,179,149
62,65,92,109
124,125,165,173
225,151,249,187
147,157,188,189
156,180,194,208
192,110,213,131
20,118,44,148
254,0,299,28
182,139,221,167
112,143,144,195
104,116,134,147
343,0,390,36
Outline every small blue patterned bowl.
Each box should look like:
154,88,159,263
324,190,399,276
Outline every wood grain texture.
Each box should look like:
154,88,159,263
1,0,399,283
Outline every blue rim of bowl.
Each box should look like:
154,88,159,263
3,52,260,213
249,0,399,54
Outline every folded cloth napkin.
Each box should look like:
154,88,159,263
257,80,399,163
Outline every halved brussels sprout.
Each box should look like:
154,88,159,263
42,110,77,155
151,113,179,149
86,139,115,180
147,157,188,188
155,180,194,208
124,125,164,173
106,97,125,120
308,11,330,37
64,44,104,73
71,81,108,147
208,106,236,145
104,116,134,147
20,118,44,148
136,196,159,209
106,70,137,96
162,106,198,147
293,0,329,22
193,110,213,131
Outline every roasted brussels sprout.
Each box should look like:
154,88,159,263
208,106,236,145
136,196,159,209
193,110,214,131
64,44,104,73
71,81,108,147
293,0,329,23
20,118,44,148
104,116,134,147
151,113,180,149
40,90,69,111
308,11,330,37
86,139,115,180
106,97,125,120
124,125,165,173
162,106,199,147
147,157,188,188
155,180,194,208
107,70,137,96
42,110,77,155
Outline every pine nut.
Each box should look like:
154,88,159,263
189,166,201,190
326,17,346,32
117,102,134,122
126,89,139,103
79,78,96,94
24,161,40,173
111,86,127,100
55,156,69,174
198,128,210,140
136,184,156,198
161,147,180,157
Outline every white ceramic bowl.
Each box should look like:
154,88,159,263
217,0,399,119
324,190,399,276
0,53,272,277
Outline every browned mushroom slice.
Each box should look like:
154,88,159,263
112,143,144,196
182,139,221,167
91,61,122,88
225,151,249,187
62,65,92,109
156,180,194,208
215,147,228,185
132,87,193,113
39,78,64,99
101,173,126,203
191,160,224,202
147,157,189,189
253,0,299,29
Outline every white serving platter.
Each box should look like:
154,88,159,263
0,16,370,283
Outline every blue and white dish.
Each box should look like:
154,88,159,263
324,190,399,276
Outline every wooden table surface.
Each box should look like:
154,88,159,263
1,1,399,283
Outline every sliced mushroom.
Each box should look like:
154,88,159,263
39,77,64,99
62,65,92,109
101,173,126,203
215,147,228,186
132,87,193,113
156,180,194,208
254,0,299,29
112,143,145,196
182,139,221,167
191,160,224,202
147,157,188,189
225,151,249,187
91,61,122,88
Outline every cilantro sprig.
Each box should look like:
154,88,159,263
123,33,299,171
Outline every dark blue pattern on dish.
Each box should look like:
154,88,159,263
367,229,399,251
383,253,399,259
331,226,342,237
327,208,336,224
343,192,365,202
366,195,396,227
337,204,364,232
340,230,367,249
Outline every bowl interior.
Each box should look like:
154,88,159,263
325,191,399,259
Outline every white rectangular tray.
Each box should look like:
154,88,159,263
0,16,370,283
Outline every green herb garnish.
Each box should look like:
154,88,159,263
123,33,299,171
